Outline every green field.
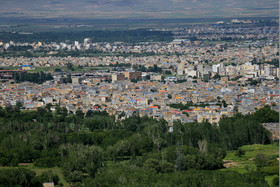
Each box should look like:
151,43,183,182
224,144,278,162
1,163,69,186
221,143,279,186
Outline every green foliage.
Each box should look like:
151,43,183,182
13,71,53,84
252,58,279,68
54,68,62,72
62,144,104,182
165,70,172,75
38,171,59,185
168,102,214,110
0,29,173,44
272,176,279,186
253,106,279,123
0,106,274,185
235,148,246,157
85,166,268,186
34,149,60,167
254,154,269,168
248,78,260,86
0,168,40,186
222,100,228,107
66,63,74,71
75,109,84,118
219,114,272,150
254,153,279,176
213,74,221,80
63,74,72,83
109,62,131,68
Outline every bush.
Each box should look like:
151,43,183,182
235,148,245,157
38,171,59,185
254,154,268,167
272,176,279,186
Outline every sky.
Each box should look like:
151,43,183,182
0,0,278,19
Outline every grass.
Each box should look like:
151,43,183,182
265,175,278,186
3,163,70,187
224,143,279,162
28,164,69,187
220,143,279,185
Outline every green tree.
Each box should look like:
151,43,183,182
272,176,279,186
67,63,74,71
75,110,84,119
86,110,94,118
235,148,245,157
254,154,268,167
168,94,172,99
38,171,59,185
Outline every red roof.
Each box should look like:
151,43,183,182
171,111,181,114
149,106,158,109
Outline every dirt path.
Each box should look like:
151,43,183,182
223,158,255,168
223,160,240,168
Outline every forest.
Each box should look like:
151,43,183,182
0,29,173,43
0,105,278,186
13,71,53,84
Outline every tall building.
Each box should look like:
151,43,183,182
84,38,92,46
112,74,125,82
124,72,142,80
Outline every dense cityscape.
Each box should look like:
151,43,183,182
0,19,278,125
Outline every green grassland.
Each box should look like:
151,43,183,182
224,144,278,162
0,164,69,186
221,143,279,186
22,164,69,187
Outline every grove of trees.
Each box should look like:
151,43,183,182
0,105,278,186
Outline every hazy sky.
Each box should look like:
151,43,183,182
0,0,278,18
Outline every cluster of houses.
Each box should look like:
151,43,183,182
0,70,278,126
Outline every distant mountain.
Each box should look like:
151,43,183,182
0,0,278,19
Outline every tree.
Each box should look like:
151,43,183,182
168,94,172,99
67,63,74,71
86,110,94,118
254,154,268,167
165,70,172,75
222,100,228,108
0,168,40,186
54,68,62,72
235,148,245,157
213,74,221,80
144,158,161,173
75,110,84,119
253,106,279,123
272,176,279,186
150,88,157,93
38,171,59,185
15,101,23,109
233,105,238,113
198,140,208,154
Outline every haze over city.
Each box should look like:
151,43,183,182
1,0,278,18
